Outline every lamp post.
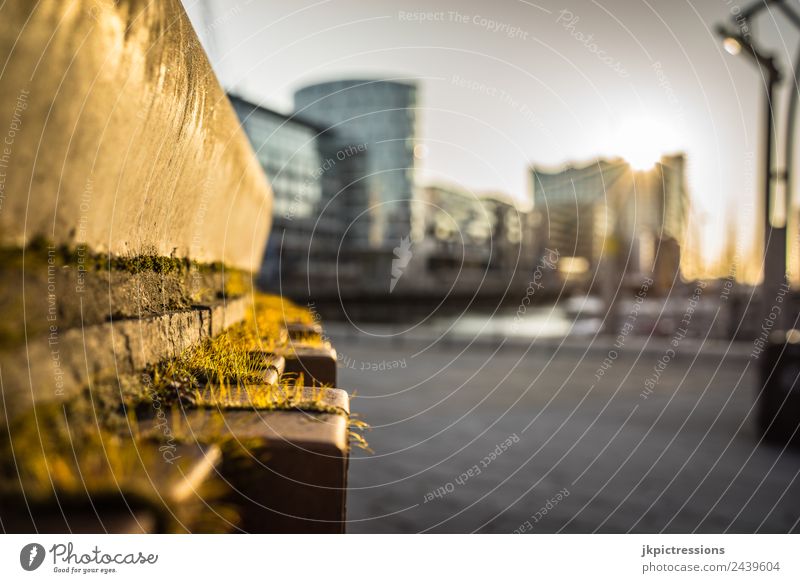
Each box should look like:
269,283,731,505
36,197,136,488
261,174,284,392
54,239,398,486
716,21,786,329
717,2,800,445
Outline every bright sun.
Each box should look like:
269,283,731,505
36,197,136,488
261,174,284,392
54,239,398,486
612,116,678,171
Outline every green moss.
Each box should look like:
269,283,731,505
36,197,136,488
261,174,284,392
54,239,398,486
0,401,237,532
109,254,190,274
0,240,250,286
138,293,370,451
0,291,369,532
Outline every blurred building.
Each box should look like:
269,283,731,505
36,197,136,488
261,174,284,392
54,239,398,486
416,184,493,289
405,184,533,295
481,192,534,278
531,155,688,291
233,80,538,301
294,79,418,284
229,95,365,293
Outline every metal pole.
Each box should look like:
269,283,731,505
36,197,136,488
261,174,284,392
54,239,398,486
740,0,780,21
783,42,800,327
763,69,786,325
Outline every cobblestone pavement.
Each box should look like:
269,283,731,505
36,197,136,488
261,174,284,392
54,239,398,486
332,333,800,533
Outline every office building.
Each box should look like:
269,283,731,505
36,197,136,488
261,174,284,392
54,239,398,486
409,184,533,295
531,155,688,290
229,94,364,294
294,79,418,275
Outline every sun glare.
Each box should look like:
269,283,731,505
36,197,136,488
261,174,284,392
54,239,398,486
612,116,678,171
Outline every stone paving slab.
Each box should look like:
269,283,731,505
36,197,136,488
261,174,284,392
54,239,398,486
330,334,800,533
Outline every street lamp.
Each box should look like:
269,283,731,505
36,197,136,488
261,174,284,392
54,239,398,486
715,23,785,329
716,2,800,445
716,26,782,76
722,36,742,56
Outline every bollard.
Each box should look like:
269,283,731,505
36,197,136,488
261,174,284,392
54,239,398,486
757,329,800,447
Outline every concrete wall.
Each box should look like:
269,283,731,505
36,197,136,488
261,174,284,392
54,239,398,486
0,0,272,271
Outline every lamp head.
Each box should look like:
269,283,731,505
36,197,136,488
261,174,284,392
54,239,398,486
723,36,742,55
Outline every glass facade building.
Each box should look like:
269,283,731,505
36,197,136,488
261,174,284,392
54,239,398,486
231,81,536,299
229,95,357,292
294,79,418,253
531,156,687,290
414,184,532,295
230,95,324,221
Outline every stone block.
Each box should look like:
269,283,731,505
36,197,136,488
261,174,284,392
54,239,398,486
1,443,222,533
0,0,272,271
276,343,338,387
143,405,349,533
285,321,324,341
0,300,248,424
246,352,286,385
207,297,248,338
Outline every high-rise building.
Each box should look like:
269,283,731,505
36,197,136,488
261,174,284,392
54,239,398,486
418,184,494,280
480,192,534,279
234,79,544,299
294,79,418,260
230,95,325,222
531,155,688,290
404,184,533,295
229,95,364,294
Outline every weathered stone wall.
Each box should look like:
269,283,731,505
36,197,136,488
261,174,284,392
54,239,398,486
0,0,272,271
0,2,352,534
0,296,248,421
0,0,273,421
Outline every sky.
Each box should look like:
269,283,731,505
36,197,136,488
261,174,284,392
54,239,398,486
182,0,800,277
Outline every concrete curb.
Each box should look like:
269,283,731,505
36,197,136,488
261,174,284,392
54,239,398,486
323,322,755,361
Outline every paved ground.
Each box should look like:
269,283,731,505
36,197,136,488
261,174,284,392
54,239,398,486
329,330,800,533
